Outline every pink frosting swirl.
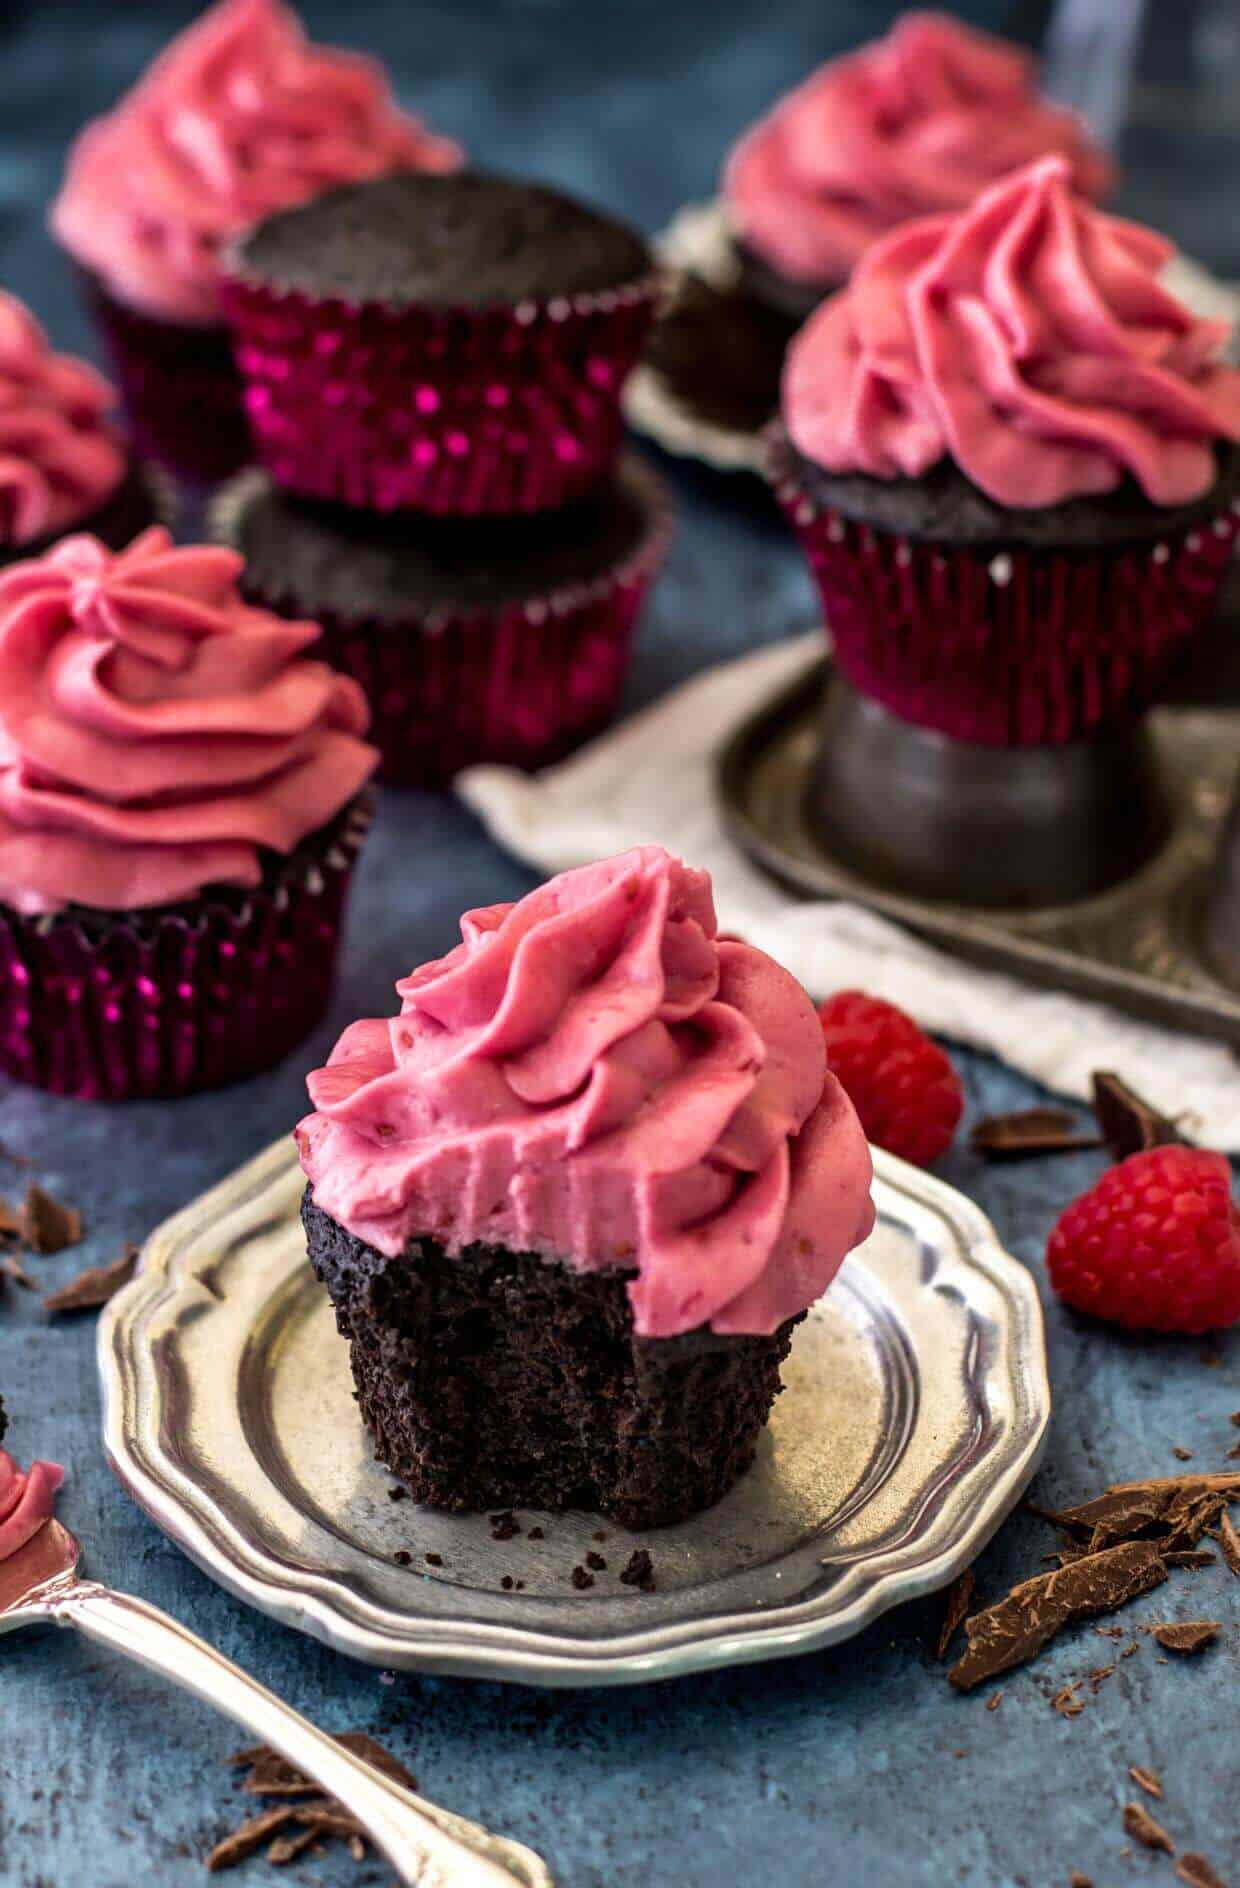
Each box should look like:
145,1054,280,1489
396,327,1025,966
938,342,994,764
51,0,462,324
0,527,376,914
0,1449,64,1562
725,11,1112,287
0,293,127,548
784,157,1240,509
297,847,874,1339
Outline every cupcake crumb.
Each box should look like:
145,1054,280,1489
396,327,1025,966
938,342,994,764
585,1551,607,1572
424,1552,444,1568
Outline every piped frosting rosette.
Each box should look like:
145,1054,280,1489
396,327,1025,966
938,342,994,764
0,529,377,1098
773,157,1240,745
298,846,874,1339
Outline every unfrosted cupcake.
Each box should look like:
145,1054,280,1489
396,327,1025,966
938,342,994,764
297,846,875,1528
725,11,1112,330
50,0,460,481
772,157,1240,746
0,528,377,1099
221,171,658,516
0,292,160,566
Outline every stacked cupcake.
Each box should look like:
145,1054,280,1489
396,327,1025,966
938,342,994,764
213,170,671,786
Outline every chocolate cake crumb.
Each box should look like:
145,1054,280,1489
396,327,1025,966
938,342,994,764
619,1549,656,1591
970,1108,1100,1160
501,1575,514,1591
424,1552,444,1568
1217,1511,1240,1576
936,1568,977,1659
42,1245,138,1315
1091,1071,1190,1158
592,1530,608,1542
20,1183,83,1254
1176,1853,1228,1888
388,1485,408,1501
489,1511,520,1541
1123,1802,1175,1854
392,1550,411,1567
1129,1765,1164,1799
585,1551,607,1572
948,1541,1168,1691
527,1526,545,1541
1151,1620,1219,1655
570,1565,595,1590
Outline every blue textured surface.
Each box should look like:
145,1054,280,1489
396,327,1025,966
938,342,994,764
0,5,1237,1885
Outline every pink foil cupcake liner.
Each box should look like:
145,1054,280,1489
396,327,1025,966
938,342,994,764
0,799,371,1101
220,267,661,516
79,270,253,485
772,450,1240,747
211,461,673,787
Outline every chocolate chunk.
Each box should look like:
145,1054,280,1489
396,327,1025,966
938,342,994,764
1176,1854,1228,1888
936,1568,977,1659
424,1551,444,1568
948,1540,1168,1691
970,1108,1101,1160
1036,1474,1240,1553
570,1565,595,1591
1129,1765,1164,1799
619,1549,656,1591
1217,1511,1240,1576
1091,1071,1190,1159
585,1551,607,1572
1151,1620,1220,1654
20,1183,83,1254
206,1805,299,1870
1123,1802,1175,1854
42,1245,138,1315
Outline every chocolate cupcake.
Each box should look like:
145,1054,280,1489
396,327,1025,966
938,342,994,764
222,171,658,517
773,158,1240,747
0,528,378,1099
211,455,671,785
296,847,875,1528
0,292,164,566
50,0,460,482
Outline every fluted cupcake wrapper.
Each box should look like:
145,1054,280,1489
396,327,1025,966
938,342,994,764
211,462,673,787
0,798,371,1101
771,446,1240,747
220,266,661,516
77,269,253,486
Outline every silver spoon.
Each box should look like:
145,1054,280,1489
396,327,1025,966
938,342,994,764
2,1516,553,1887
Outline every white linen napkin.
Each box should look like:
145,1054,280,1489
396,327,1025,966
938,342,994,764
458,635,1240,1148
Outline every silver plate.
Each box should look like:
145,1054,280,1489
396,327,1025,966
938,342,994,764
99,1137,1049,1687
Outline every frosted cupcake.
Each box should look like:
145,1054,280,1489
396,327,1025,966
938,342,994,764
50,0,460,481
0,293,160,566
297,846,875,1528
772,157,1240,746
0,528,377,1098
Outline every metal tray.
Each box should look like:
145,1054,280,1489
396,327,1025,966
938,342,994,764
719,655,1240,1046
98,1136,1048,1688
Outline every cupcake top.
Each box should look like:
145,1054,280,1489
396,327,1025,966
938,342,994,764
51,0,461,326
0,294,128,550
297,846,874,1339
0,528,376,915
784,157,1240,512
229,170,653,310
0,1446,64,1562
725,11,1112,290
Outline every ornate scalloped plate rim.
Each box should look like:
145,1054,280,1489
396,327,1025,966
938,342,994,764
98,1136,1050,1687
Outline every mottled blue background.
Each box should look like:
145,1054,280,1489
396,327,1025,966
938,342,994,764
0,5,1237,1885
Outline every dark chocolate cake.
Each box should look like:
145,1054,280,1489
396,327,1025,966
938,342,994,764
643,272,791,437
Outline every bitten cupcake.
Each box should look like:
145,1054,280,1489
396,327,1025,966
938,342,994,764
0,528,377,1099
211,455,671,784
772,157,1240,746
725,11,1112,331
297,846,875,1528
0,292,161,566
50,0,460,481
221,171,658,516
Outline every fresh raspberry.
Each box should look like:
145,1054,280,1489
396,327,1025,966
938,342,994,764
816,990,963,1167
1047,1146,1240,1333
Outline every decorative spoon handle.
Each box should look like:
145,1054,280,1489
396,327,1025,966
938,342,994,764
51,1579,553,1888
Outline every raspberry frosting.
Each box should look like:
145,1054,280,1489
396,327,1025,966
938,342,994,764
725,11,1112,288
51,0,462,325
0,528,376,915
0,1450,64,1561
0,293,127,548
297,847,875,1339
784,156,1240,510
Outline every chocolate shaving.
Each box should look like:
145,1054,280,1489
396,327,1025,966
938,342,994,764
1176,1854,1229,1888
970,1107,1101,1160
1172,1447,1195,1462
1091,1071,1190,1158
1070,1874,1094,1888
42,1245,137,1315
985,1690,1003,1711
0,1198,22,1246
1217,1511,1240,1576
1036,1474,1240,1554
20,1183,82,1254
948,1540,1168,1691
936,1568,977,1659
1051,1683,1085,1718
1232,1412,1240,1428
1129,1765,1164,1798
206,1805,300,1871
1150,1620,1220,1655
1164,1549,1217,1569
0,1253,36,1290
233,1731,416,1798
1123,1801,1175,1854
265,1825,321,1865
